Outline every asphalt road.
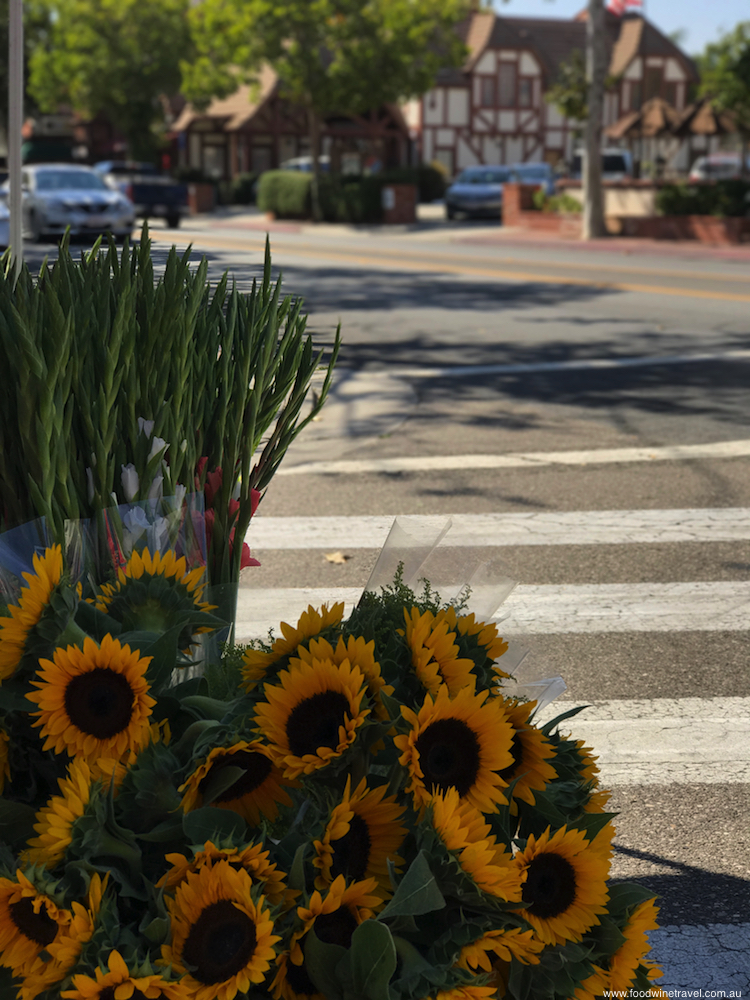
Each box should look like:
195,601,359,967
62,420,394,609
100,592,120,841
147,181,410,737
23,216,750,988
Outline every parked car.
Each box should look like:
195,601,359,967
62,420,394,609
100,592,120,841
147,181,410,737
570,148,633,181
688,153,750,181
0,164,135,243
279,155,331,173
0,199,9,249
94,161,189,228
445,165,515,219
509,161,556,195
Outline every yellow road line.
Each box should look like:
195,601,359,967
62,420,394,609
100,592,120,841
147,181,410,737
148,230,750,304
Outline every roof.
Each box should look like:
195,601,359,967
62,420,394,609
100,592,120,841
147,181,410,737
172,65,278,133
606,96,681,139
435,11,697,88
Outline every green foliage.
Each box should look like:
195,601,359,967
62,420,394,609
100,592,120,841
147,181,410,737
531,190,583,214
545,49,587,128
27,0,192,160
655,179,750,217
0,233,340,588
698,21,750,140
183,0,469,119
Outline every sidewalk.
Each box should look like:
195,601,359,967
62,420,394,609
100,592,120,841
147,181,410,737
181,203,750,262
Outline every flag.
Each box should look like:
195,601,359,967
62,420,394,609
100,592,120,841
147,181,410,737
607,0,643,15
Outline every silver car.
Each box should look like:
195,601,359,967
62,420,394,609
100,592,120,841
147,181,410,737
1,163,136,243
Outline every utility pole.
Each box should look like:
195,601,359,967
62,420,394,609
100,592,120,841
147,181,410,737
8,0,24,275
583,0,607,239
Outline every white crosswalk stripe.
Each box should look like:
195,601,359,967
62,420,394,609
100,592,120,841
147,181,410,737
238,502,750,990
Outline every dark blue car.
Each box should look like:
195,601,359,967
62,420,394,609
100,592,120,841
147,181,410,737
445,165,515,220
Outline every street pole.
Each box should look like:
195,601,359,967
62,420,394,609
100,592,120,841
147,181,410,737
583,0,607,239
8,0,24,276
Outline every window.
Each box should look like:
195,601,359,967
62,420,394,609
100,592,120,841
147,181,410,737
498,63,516,108
629,82,642,111
664,81,678,107
480,77,495,107
518,78,533,108
644,67,662,101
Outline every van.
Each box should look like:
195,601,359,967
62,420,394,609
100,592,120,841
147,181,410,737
570,148,633,181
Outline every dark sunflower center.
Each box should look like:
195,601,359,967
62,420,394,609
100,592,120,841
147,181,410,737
9,896,58,947
415,717,481,796
330,813,371,882
183,899,257,984
285,954,319,998
313,906,358,949
497,732,522,782
200,750,273,803
64,667,135,739
286,691,350,757
100,989,152,1000
522,852,578,919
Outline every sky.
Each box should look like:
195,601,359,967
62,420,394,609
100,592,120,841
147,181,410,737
491,0,748,56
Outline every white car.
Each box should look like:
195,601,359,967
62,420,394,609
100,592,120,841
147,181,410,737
570,148,633,182
0,163,136,243
688,154,750,181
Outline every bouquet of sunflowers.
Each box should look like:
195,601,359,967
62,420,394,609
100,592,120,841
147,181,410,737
0,532,667,1000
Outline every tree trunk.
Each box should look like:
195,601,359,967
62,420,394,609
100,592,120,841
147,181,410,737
308,108,322,222
582,0,607,239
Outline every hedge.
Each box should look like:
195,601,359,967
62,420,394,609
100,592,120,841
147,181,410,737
656,179,750,218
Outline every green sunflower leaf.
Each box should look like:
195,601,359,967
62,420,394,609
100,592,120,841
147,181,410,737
0,681,36,713
346,919,397,1000
74,600,123,639
541,704,591,735
586,913,627,956
182,805,247,844
198,764,245,806
607,882,660,916
305,931,347,1000
378,850,445,919
569,810,619,843
0,798,37,847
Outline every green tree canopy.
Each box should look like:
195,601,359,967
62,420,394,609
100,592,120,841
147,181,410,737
27,0,192,161
545,49,588,134
182,0,469,213
698,20,750,167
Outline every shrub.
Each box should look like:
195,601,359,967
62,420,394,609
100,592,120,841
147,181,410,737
532,189,582,214
231,171,259,204
257,170,313,217
656,180,750,218
376,166,445,202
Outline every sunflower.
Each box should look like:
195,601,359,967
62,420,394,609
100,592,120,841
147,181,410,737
94,548,216,649
606,897,662,992
27,634,155,763
0,725,9,793
456,926,544,971
23,758,94,868
0,870,71,976
159,839,289,908
400,608,476,697
434,606,511,677
427,987,498,1000
574,739,612,813
241,603,345,691
271,876,381,1000
573,967,609,1000
430,788,524,902
18,874,105,1000
511,825,611,946
313,776,407,896
254,656,369,780
0,545,64,681
495,699,557,812
395,684,514,813
161,860,279,1000
296,634,393,719
179,740,294,827
61,948,189,1000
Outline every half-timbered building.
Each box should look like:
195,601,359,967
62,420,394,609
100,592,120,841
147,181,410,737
403,10,699,176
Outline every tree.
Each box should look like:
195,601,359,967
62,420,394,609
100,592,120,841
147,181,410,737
545,49,587,141
698,22,750,178
0,0,51,137
27,0,192,161
182,0,469,219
